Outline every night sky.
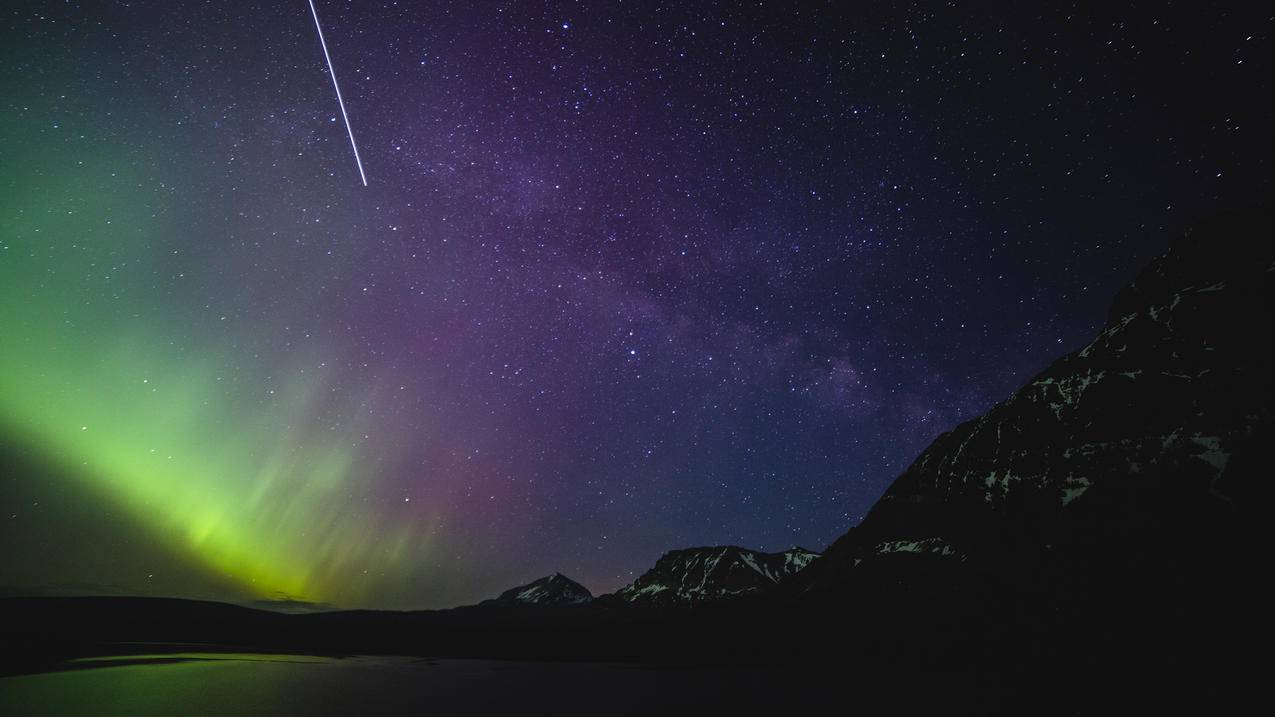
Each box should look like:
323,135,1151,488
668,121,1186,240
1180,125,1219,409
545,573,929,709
1,2,1270,609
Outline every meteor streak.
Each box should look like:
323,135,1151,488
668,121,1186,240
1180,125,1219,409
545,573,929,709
307,0,367,186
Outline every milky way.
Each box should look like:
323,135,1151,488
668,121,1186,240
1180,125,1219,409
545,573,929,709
1,2,1270,608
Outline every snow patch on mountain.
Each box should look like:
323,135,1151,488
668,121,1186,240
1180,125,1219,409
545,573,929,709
493,573,593,606
615,546,820,604
875,538,962,558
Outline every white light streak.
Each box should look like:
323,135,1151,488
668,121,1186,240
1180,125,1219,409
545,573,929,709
307,0,367,186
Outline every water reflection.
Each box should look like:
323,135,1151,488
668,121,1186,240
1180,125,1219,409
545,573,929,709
0,653,804,716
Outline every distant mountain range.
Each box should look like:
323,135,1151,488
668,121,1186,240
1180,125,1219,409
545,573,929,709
487,204,1269,615
491,546,819,608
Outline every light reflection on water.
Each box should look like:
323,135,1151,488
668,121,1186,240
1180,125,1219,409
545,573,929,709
0,653,799,716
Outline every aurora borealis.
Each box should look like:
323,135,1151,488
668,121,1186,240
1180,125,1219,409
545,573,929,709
2,2,1270,609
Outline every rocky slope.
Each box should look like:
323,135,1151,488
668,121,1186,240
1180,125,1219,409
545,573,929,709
614,546,818,604
798,203,1272,598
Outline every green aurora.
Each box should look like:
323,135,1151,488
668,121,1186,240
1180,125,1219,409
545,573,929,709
0,108,437,607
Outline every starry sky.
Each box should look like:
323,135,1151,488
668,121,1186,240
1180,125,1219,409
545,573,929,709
1,1,1270,609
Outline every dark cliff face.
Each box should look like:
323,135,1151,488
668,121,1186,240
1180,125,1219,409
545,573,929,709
800,204,1273,596
614,546,819,604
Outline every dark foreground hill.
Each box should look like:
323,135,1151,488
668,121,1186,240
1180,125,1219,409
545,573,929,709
2,204,1269,713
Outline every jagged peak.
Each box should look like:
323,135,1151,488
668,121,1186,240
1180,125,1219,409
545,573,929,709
617,544,821,604
491,572,593,606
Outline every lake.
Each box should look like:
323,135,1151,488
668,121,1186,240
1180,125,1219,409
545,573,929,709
0,652,843,715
